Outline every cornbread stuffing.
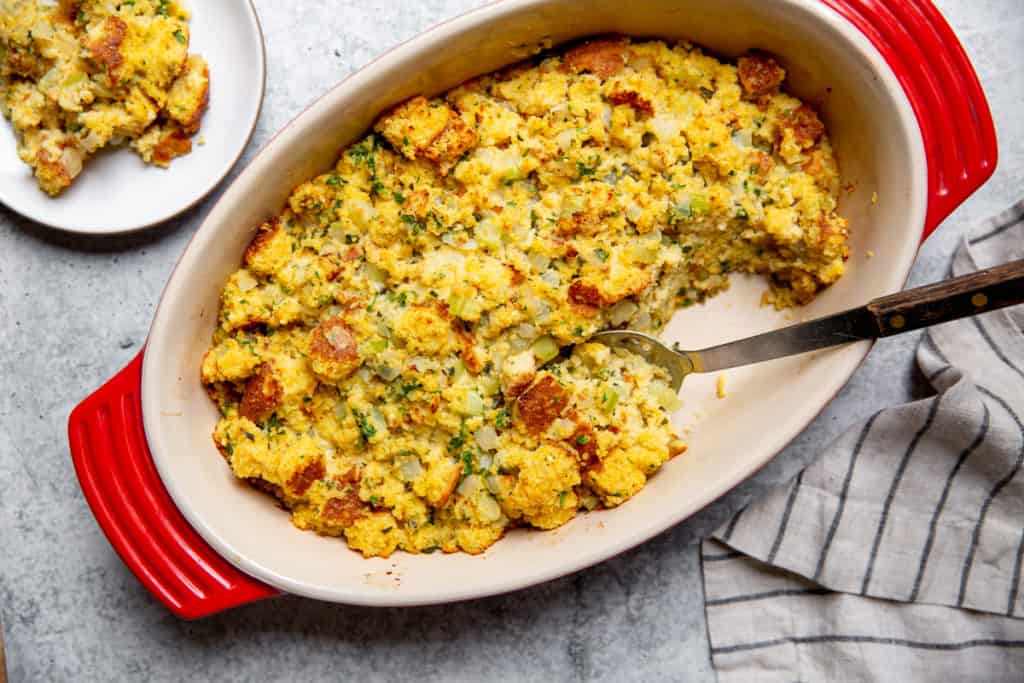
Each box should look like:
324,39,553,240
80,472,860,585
202,37,849,558
0,0,209,195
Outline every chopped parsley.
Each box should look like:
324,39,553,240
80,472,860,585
353,410,376,443
699,86,715,100
576,156,600,178
494,410,511,429
594,247,609,262
348,137,376,168
461,451,473,476
448,423,467,452
399,379,422,398
401,213,424,235
575,434,590,446
325,174,346,186
173,30,186,44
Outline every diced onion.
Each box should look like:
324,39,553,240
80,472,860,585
375,364,400,382
236,270,258,293
540,269,561,287
650,114,680,140
477,452,494,471
475,219,503,250
732,130,752,148
399,458,423,482
350,198,377,227
477,494,502,523
475,426,498,451
460,391,485,416
450,359,467,383
485,474,501,494
370,408,389,433
457,474,483,497
517,323,536,340
528,252,551,272
551,418,576,438
609,301,638,326
61,147,84,178
555,128,576,151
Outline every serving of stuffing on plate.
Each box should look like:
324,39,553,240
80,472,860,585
0,0,209,195
200,37,849,558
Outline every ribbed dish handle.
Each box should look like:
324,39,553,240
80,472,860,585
821,0,998,241
68,351,279,619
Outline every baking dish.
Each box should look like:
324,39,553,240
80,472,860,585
67,0,996,618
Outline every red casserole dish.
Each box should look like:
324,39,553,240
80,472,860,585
68,0,995,618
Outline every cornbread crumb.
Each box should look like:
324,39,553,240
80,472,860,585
203,37,850,558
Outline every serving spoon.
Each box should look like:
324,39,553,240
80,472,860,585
594,258,1024,392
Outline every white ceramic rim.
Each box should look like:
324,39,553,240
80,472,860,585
0,0,267,235
141,0,928,606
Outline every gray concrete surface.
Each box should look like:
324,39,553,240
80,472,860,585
1,1,1021,680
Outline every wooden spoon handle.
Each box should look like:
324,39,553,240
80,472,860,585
867,258,1024,336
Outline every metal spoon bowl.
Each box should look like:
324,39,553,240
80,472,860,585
593,258,1024,392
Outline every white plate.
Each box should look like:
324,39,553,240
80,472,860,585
0,0,265,234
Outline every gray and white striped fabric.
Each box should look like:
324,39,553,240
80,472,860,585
702,200,1024,682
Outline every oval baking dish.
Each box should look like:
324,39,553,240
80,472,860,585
68,0,996,618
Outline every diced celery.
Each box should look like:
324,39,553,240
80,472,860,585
359,338,387,357
478,374,501,396
364,262,388,288
448,294,482,321
631,240,661,264
448,294,466,317
450,359,467,383
690,193,710,214
531,335,560,363
600,387,620,413
651,382,683,411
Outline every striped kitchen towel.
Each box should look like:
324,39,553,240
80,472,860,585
702,200,1024,682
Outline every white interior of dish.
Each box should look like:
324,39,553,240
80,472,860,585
142,0,926,605
0,0,264,233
